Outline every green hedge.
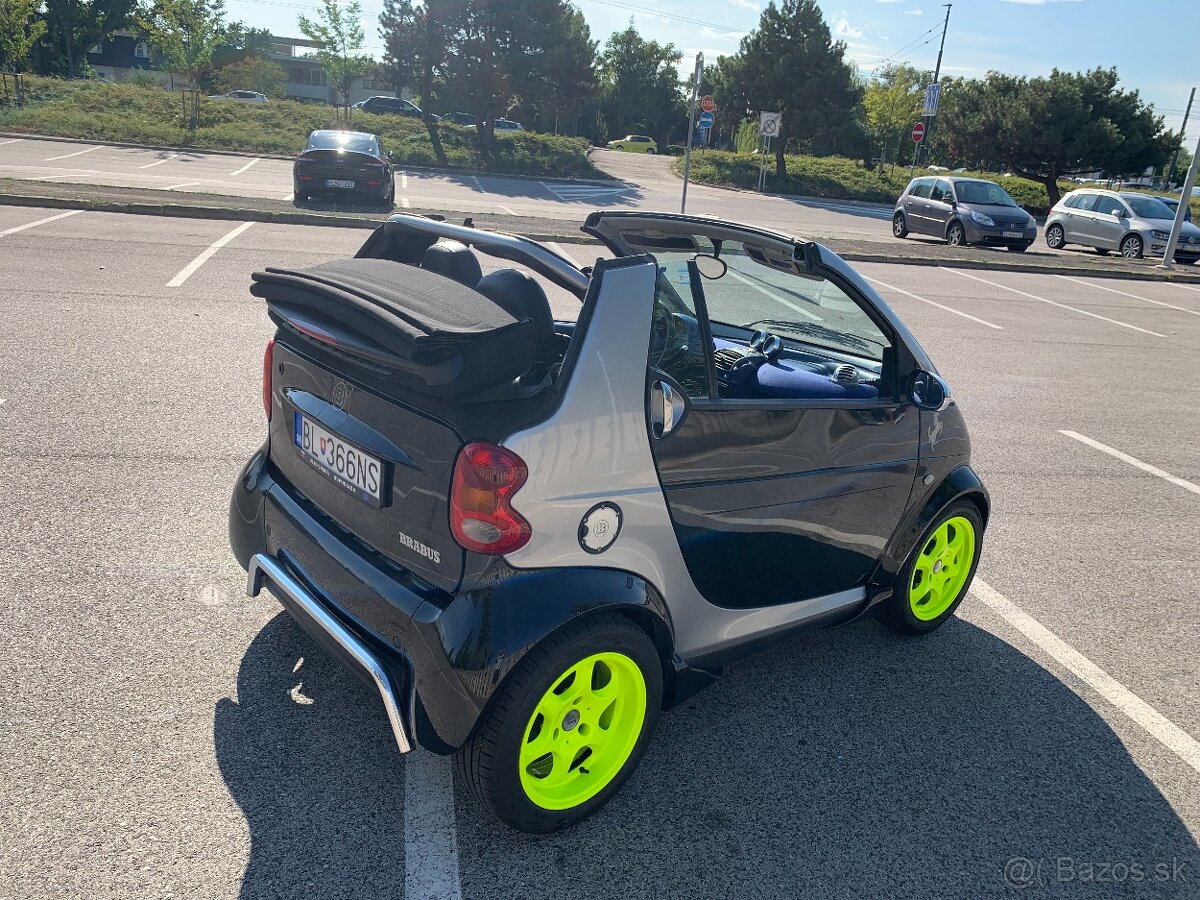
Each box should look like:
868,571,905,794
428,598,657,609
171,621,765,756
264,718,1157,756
0,75,602,178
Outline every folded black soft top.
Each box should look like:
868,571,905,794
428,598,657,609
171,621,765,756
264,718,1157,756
250,258,537,400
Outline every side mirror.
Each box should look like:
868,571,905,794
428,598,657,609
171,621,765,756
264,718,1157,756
910,370,951,411
692,253,727,280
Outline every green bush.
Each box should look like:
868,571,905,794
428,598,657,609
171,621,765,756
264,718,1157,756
0,75,602,178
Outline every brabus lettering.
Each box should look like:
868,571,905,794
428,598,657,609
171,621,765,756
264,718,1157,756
397,530,441,565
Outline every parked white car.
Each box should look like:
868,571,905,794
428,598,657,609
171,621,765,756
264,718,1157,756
207,91,269,104
1044,189,1200,264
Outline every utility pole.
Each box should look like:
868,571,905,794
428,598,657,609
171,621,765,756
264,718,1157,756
1157,129,1200,271
917,3,951,166
681,52,703,214
1165,87,1195,187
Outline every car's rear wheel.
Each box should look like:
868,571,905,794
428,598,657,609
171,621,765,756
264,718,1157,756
892,211,909,238
1120,234,1144,258
458,613,662,833
1045,223,1066,249
947,221,967,246
883,501,983,635
645,148,655,154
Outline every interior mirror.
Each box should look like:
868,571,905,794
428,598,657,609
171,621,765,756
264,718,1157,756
693,253,727,280
910,370,951,411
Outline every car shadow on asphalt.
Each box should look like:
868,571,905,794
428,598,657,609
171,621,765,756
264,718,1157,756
216,611,1200,899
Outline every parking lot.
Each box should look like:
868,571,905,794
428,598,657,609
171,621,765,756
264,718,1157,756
2,203,1198,899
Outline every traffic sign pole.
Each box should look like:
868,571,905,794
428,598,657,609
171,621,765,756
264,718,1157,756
916,3,951,165
1157,129,1200,270
681,52,703,214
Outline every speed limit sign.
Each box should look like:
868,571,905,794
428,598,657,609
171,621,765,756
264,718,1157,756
759,111,782,137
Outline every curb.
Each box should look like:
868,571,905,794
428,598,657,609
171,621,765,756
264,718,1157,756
0,131,620,186
0,191,600,243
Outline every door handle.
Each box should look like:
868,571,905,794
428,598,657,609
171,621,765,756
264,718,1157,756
650,380,686,438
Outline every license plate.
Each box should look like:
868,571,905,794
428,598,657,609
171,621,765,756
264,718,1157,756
325,178,355,189
294,413,384,505
1002,231,1023,239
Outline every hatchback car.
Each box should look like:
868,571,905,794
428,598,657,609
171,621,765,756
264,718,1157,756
207,90,268,103
356,96,424,118
893,176,1037,251
1155,196,1193,223
232,211,989,833
441,111,476,126
607,134,658,154
292,129,394,206
1045,190,1200,264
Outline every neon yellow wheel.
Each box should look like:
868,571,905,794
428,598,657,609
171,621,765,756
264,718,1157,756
518,651,647,811
908,515,976,621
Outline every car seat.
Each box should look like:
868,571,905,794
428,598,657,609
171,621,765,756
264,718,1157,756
420,240,483,286
475,268,558,383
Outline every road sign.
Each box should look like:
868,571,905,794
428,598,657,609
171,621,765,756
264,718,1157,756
700,95,715,113
698,110,715,129
759,111,782,137
911,121,926,143
922,82,941,116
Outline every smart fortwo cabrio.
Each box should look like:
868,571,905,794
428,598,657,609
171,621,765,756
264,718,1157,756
229,211,989,833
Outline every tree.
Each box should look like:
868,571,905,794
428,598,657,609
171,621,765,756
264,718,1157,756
299,0,372,106
722,0,868,175
598,23,683,148
39,0,138,77
937,68,1176,206
379,0,454,162
212,55,286,97
0,0,47,76
863,64,925,165
510,5,597,135
140,0,231,87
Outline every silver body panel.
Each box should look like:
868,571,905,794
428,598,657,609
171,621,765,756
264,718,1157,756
501,257,865,660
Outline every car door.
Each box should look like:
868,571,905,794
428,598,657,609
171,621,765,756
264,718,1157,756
904,178,935,233
1058,193,1088,241
588,219,921,609
927,179,955,236
1087,194,1129,249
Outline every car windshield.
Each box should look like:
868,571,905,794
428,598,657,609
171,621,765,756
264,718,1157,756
1125,195,1175,219
307,132,377,153
954,181,1017,206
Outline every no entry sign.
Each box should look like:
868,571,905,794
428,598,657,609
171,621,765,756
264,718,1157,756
700,95,715,113
911,122,926,143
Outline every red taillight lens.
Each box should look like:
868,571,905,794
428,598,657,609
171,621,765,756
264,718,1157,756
262,339,274,421
450,443,531,555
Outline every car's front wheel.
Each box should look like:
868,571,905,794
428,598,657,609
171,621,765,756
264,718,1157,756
1045,223,1066,249
458,613,663,833
893,211,909,238
1120,234,1144,259
882,501,983,636
946,221,967,246
645,148,655,154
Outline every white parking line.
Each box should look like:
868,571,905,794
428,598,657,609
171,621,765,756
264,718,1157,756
45,145,100,161
941,268,1166,337
494,204,516,215
727,268,823,321
1053,274,1200,317
1059,430,1200,497
401,197,411,208
0,138,21,147
1176,282,1200,294
0,209,83,236
404,751,462,900
864,275,1003,330
31,171,97,181
972,577,1200,775
282,192,294,201
165,181,203,190
229,157,261,177
401,171,408,189
137,154,177,170
470,175,484,192
166,221,255,287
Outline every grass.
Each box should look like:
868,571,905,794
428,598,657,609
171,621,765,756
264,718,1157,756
674,150,1200,219
0,75,603,179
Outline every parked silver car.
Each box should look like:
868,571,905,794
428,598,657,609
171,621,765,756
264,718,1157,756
1044,189,1200,264
893,176,1037,251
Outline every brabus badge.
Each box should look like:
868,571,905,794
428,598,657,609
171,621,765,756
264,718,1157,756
331,380,352,410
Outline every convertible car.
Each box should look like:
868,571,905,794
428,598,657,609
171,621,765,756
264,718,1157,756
230,211,989,832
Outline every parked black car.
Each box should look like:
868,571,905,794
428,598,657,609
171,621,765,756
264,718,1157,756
894,176,1037,251
355,95,424,118
440,111,476,126
231,211,989,833
293,130,394,206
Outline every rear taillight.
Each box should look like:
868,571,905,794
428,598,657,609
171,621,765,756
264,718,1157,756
450,443,531,555
262,339,274,421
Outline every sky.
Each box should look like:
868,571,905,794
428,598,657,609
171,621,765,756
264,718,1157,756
221,0,1199,136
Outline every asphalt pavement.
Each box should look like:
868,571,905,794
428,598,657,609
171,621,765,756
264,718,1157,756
1,204,1198,899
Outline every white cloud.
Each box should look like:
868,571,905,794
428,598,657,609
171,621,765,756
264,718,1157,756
728,0,759,10
833,16,864,39
701,25,748,41
905,7,923,13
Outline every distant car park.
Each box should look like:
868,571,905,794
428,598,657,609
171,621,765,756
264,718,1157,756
207,90,268,103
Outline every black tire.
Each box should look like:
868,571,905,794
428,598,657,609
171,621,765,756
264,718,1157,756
645,148,656,155
1096,248,1111,256
882,500,984,636
946,221,967,247
457,613,663,833
1120,234,1144,259
1008,243,1029,253
892,211,908,238
1045,223,1066,249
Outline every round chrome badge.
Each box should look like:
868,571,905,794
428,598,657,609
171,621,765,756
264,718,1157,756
578,503,622,554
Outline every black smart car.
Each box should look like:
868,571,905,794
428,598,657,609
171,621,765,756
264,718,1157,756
230,211,988,833
293,130,394,206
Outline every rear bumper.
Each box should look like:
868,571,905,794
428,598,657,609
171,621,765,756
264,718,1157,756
247,553,413,754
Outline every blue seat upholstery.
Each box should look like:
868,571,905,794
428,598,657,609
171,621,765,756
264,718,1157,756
755,360,879,400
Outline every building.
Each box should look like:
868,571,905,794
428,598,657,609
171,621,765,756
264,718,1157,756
86,33,171,86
